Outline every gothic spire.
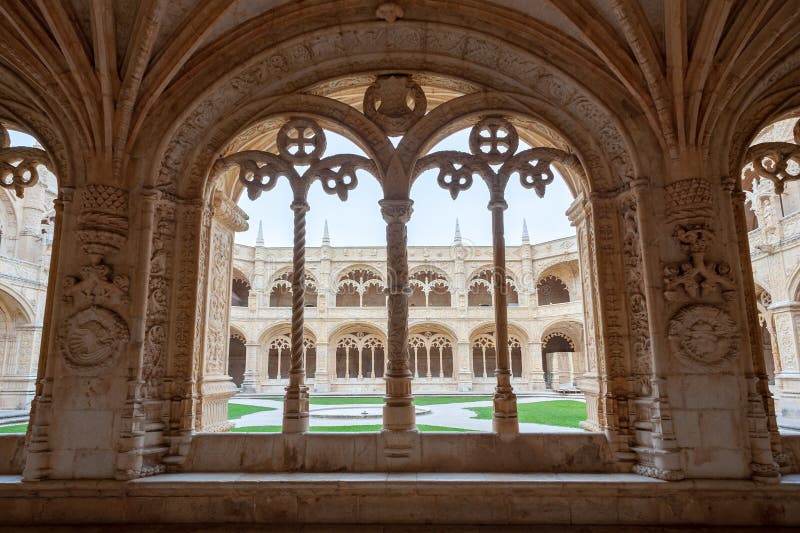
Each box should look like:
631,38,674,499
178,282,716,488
322,219,330,246
522,219,529,244
453,218,462,246
256,220,264,246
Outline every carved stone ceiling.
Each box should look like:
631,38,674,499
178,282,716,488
5,0,799,182
60,0,717,80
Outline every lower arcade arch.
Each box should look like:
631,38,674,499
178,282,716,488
333,325,386,382
258,326,318,383
540,322,585,391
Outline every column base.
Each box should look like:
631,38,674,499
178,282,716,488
240,378,257,394
282,385,309,434
457,371,473,392
197,376,238,432
313,372,331,393
492,392,519,435
383,403,416,431
776,373,800,430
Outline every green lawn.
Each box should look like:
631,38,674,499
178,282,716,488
228,403,276,420
0,423,27,433
231,424,474,433
304,396,492,406
468,400,586,428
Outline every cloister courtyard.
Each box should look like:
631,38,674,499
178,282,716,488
1,395,587,435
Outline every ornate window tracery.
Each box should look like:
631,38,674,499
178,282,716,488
537,275,570,305
471,333,523,379
407,331,454,379
231,278,251,307
409,268,451,307
334,330,386,380
335,268,386,307
270,271,318,308
467,268,518,307
266,334,317,380
215,79,579,434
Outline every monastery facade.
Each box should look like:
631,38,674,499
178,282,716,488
228,225,585,395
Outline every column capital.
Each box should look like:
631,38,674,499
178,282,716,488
290,200,310,214
487,198,508,211
379,199,413,224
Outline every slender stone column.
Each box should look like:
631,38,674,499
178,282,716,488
314,341,330,392
456,340,473,392
528,341,546,391
772,303,800,429
283,200,310,433
380,199,416,431
241,342,260,393
489,198,519,434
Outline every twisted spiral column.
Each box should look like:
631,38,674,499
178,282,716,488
283,200,310,433
489,197,519,435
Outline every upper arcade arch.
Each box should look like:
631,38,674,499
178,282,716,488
137,18,656,202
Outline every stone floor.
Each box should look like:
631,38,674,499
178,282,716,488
231,395,586,432
1,527,797,532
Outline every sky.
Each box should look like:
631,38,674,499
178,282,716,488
7,128,577,247
236,129,576,247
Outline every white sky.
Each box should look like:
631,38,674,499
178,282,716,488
8,128,577,246
237,129,576,247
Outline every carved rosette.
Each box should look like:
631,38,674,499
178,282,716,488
668,304,739,371
58,306,130,370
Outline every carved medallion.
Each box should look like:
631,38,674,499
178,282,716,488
59,306,130,369
667,304,739,370
363,75,426,136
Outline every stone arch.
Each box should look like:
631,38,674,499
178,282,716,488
539,320,584,390
0,284,37,409
408,266,451,308
469,321,527,379
788,264,800,302
269,269,318,308
335,265,386,308
231,267,251,308
331,323,387,381
466,266,518,307
129,13,653,442
259,324,318,381
537,275,570,306
407,323,458,380
0,188,20,254
536,260,579,305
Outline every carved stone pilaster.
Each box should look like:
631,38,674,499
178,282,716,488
380,199,416,434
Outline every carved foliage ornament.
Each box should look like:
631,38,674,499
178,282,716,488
668,304,739,371
60,185,131,370
213,117,377,202
0,123,53,198
663,222,735,303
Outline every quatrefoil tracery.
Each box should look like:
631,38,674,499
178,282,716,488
414,117,577,203
216,117,375,202
0,124,53,198
745,140,800,195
